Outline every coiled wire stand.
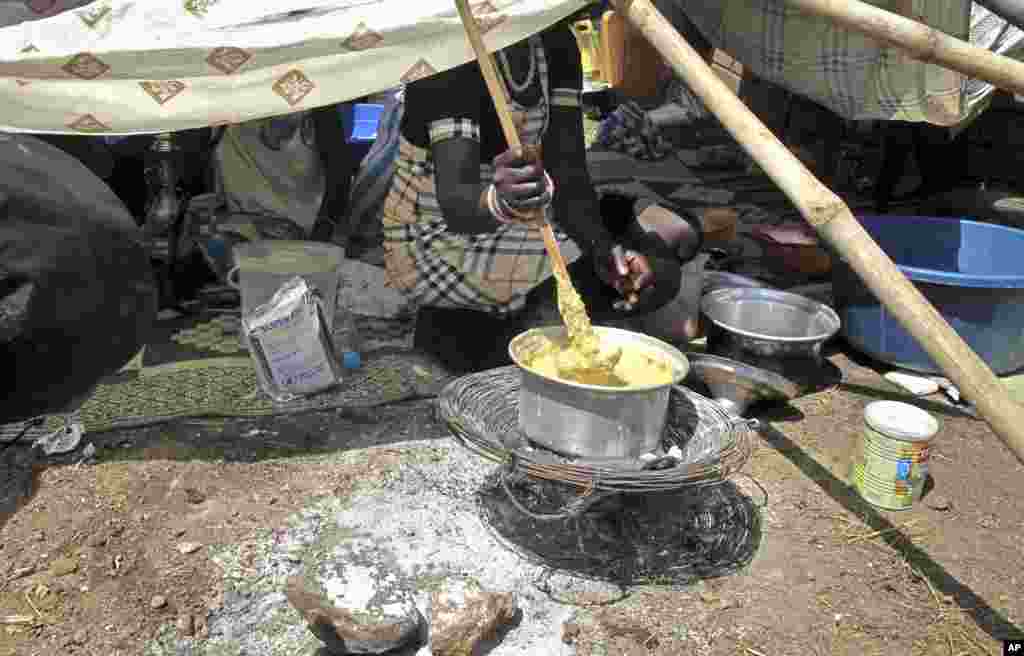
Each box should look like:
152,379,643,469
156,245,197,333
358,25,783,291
438,367,764,586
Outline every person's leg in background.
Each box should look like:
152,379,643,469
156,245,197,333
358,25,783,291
874,120,916,213
310,100,368,245
412,305,519,375
912,123,969,195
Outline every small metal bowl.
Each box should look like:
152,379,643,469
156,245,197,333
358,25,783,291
701,287,841,362
684,352,800,417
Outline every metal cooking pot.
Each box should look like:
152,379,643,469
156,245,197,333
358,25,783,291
701,287,841,362
508,326,689,460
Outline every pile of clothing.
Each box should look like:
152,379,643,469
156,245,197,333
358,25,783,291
593,101,676,161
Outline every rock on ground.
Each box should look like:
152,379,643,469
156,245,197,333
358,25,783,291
286,575,425,654
430,579,517,656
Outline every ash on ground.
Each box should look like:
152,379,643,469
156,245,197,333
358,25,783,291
145,438,761,656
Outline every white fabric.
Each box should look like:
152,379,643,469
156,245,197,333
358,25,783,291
214,112,324,233
0,0,588,135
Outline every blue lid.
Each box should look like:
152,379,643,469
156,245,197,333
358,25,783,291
341,351,361,369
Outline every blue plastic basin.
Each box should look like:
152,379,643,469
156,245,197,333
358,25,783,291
832,215,1024,375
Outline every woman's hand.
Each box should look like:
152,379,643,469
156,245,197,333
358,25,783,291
596,244,655,309
491,148,553,222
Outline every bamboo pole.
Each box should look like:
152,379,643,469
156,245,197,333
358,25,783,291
786,0,1024,98
609,0,1024,465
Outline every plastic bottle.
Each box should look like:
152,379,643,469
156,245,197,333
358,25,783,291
333,266,362,371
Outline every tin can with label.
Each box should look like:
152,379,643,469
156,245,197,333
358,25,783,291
849,401,939,511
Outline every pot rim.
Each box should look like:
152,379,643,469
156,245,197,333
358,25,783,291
701,287,841,344
508,325,689,393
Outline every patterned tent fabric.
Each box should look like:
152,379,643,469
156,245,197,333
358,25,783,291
0,0,589,134
678,0,1016,126
0,0,1019,134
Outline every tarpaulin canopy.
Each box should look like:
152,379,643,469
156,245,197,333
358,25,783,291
1,0,1021,135
0,0,588,135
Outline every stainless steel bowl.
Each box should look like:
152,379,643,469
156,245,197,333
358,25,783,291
684,352,800,417
508,326,689,459
701,287,841,361
702,271,774,296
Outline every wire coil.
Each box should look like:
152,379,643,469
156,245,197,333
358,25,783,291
438,367,754,493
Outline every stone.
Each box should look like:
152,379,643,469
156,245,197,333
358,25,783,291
926,495,953,512
49,557,78,577
150,595,168,610
285,576,424,655
608,636,649,656
85,532,107,548
70,629,88,645
177,614,195,637
184,488,206,505
562,620,581,645
194,615,210,640
177,542,202,555
429,579,518,656
598,611,658,649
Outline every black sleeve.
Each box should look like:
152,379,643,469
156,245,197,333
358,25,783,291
402,62,503,235
541,22,617,258
543,19,585,100
400,61,484,149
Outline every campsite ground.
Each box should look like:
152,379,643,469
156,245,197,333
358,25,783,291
1,313,1022,656
2,115,1023,656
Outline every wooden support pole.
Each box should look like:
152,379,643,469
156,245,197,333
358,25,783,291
609,0,1024,464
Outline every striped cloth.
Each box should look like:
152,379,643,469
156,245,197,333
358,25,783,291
381,35,582,317
677,0,1009,126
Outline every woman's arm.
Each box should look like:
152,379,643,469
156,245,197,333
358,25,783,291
541,23,617,258
403,63,500,234
432,133,502,234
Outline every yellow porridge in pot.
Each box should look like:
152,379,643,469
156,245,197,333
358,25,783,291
523,335,675,388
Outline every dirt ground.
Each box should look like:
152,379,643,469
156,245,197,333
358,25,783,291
1,349,1022,656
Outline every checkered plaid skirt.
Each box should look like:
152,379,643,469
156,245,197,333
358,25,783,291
381,137,581,317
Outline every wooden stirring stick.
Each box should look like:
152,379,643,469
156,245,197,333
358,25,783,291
454,1,623,377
